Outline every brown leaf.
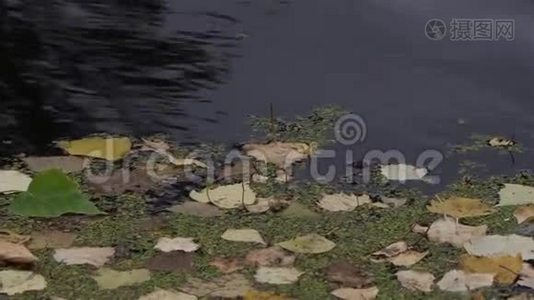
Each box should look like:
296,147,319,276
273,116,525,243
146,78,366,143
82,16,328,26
324,260,374,288
28,231,77,250
245,246,296,267
0,241,37,264
514,205,534,224
209,257,245,274
146,251,193,272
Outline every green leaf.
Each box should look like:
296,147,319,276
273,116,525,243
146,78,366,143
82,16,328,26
8,169,104,217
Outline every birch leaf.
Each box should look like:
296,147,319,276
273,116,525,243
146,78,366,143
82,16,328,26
254,267,304,285
396,270,435,292
221,229,266,244
464,234,534,260
190,183,256,209
277,234,336,254
0,170,31,194
498,184,534,206
0,270,47,295
139,289,197,300
92,268,150,290
331,287,379,300
380,164,427,181
459,254,522,284
0,241,38,264
56,136,131,161
437,270,494,292
53,247,115,267
154,237,200,253
242,142,311,169
318,193,371,212
412,217,487,248
427,197,495,219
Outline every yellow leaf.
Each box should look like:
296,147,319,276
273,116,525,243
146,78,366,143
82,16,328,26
459,254,522,284
56,137,131,161
427,197,496,219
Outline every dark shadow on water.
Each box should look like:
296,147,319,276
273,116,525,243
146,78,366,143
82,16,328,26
0,0,240,155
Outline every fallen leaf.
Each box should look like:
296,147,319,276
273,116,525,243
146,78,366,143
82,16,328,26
277,234,336,254
92,268,150,290
427,197,495,219
0,270,47,295
371,242,427,266
0,241,37,264
324,260,374,288
488,137,515,148
209,257,245,274
243,290,292,300
387,251,428,267
87,168,157,196
245,246,296,267
167,202,224,217
380,164,428,181
437,270,494,292
190,183,256,209
254,267,304,285
318,193,371,212
464,234,534,260
246,197,272,213
139,288,197,300
412,217,487,248
514,205,534,224
146,251,193,272
498,184,534,206
372,241,408,258
22,156,85,173
27,231,77,250
221,229,266,244
242,142,311,169
0,170,31,194
53,247,115,267
154,237,200,253
459,254,521,284
9,169,103,217
396,270,435,292
331,287,379,300
279,202,319,218
56,136,132,161
181,274,252,298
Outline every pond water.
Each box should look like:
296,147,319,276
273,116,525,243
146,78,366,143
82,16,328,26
2,0,534,189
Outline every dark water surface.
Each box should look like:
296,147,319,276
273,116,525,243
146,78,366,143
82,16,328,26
2,0,534,188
